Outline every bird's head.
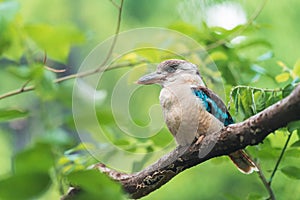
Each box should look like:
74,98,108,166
137,59,204,87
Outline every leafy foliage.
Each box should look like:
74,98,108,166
281,166,300,180
0,108,28,122
0,143,53,200
65,169,123,200
0,173,51,200
0,0,300,199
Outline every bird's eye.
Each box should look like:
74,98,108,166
166,65,177,73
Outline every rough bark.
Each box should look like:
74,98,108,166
64,85,300,199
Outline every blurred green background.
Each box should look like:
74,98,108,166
0,0,300,199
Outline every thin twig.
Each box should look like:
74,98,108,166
54,59,148,83
20,79,32,92
268,133,292,186
256,164,275,200
0,86,35,100
0,59,147,100
97,0,124,70
109,0,120,9
43,51,67,72
0,80,35,100
44,65,66,73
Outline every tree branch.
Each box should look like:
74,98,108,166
63,84,300,199
256,164,275,200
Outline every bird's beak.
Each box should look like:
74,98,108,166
136,72,165,85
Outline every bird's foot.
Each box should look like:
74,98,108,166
195,135,204,145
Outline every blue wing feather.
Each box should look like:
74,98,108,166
192,87,234,126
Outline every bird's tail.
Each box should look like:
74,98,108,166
229,150,258,174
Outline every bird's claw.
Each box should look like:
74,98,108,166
195,135,204,145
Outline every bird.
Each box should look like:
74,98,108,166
137,59,258,174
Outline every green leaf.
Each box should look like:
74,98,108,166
0,2,24,60
285,148,300,158
0,2,20,57
287,120,300,133
64,143,95,156
7,65,32,79
0,19,10,56
31,64,58,100
210,24,250,38
0,109,28,122
235,38,272,50
282,83,295,98
254,91,267,112
291,140,300,147
14,143,54,174
67,169,123,199
266,92,281,107
133,49,161,63
293,59,300,77
208,51,228,62
0,173,51,200
255,147,281,160
233,88,239,114
59,143,97,174
169,22,205,40
223,193,241,200
24,24,84,62
281,166,300,179
275,72,290,83
239,88,254,118
247,193,265,200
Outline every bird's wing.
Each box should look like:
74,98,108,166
191,86,234,126
192,86,258,174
